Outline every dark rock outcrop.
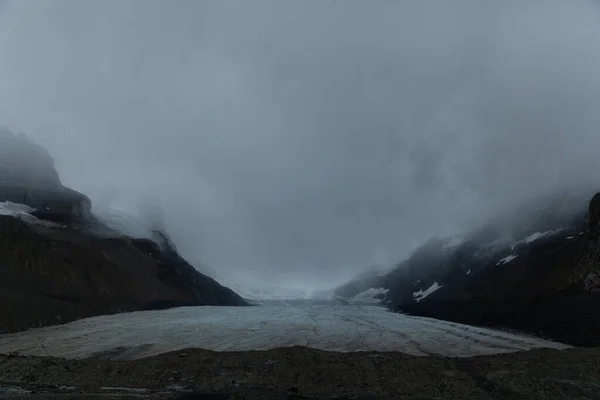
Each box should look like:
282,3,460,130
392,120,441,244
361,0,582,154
574,192,600,292
132,229,246,307
0,129,246,333
0,128,92,224
589,193,600,235
336,189,600,346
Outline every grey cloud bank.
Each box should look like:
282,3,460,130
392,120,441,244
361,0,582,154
1,0,600,290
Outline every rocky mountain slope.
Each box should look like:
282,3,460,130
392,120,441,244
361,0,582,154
0,129,246,333
335,188,600,346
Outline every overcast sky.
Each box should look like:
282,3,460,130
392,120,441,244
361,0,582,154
2,0,600,290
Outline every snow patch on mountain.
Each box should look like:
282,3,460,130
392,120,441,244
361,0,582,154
414,282,442,302
443,236,463,250
348,287,388,304
524,232,546,243
497,254,518,266
0,201,36,219
0,201,62,228
523,229,564,244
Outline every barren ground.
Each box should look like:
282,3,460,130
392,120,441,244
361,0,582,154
1,346,600,399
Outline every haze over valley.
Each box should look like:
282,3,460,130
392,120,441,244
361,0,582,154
3,1,600,296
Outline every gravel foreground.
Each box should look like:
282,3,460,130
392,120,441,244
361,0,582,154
1,346,600,399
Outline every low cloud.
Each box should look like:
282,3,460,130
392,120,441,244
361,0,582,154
1,0,600,289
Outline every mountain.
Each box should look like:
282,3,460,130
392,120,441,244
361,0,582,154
334,188,600,346
230,283,312,301
0,128,246,334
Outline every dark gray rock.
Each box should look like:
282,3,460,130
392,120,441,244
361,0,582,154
0,128,247,333
0,128,91,224
337,189,600,346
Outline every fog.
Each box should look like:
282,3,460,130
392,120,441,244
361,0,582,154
1,0,600,291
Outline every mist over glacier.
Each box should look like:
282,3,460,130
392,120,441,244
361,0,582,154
2,0,600,293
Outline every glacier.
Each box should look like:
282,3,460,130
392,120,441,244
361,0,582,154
0,302,569,360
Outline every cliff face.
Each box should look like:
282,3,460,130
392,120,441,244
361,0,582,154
0,129,246,333
576,193,600,292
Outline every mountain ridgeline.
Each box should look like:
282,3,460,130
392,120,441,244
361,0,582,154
335,188,600,346
0,128,246,333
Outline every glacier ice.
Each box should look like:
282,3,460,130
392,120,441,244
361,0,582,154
0,303,569,360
